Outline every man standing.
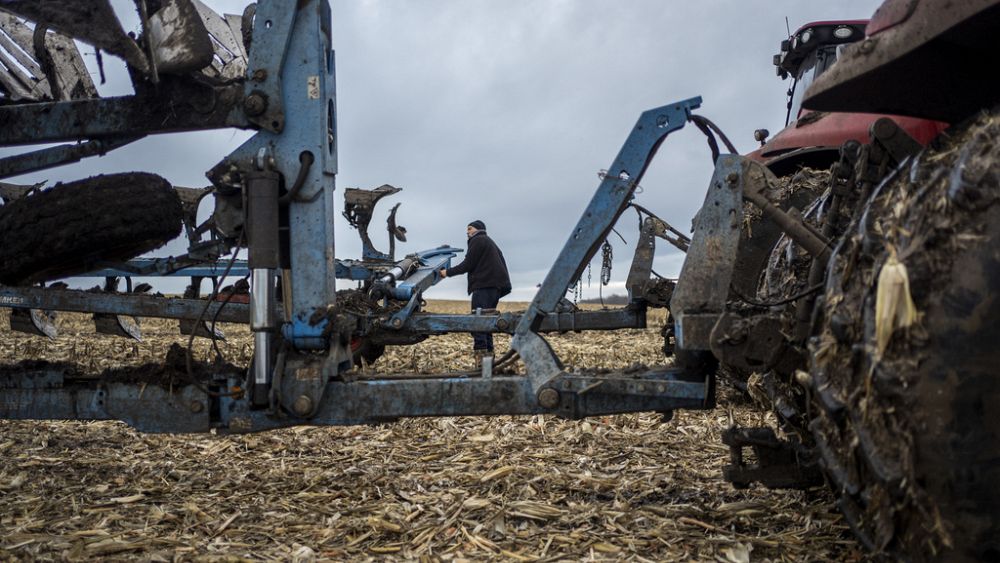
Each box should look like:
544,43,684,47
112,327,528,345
439,220,511,365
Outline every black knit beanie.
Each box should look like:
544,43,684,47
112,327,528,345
468,220,486,231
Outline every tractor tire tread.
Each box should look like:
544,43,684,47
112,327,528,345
0,173,183,285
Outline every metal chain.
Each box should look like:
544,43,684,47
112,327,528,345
568,276,581,304
601,240,613,286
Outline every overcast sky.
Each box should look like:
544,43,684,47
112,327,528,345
1,0,882,301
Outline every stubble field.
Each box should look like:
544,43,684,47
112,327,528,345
0,301,865,561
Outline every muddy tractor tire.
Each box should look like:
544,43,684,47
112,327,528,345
0,173,183,285
718,166,829,392
808,112,1000,561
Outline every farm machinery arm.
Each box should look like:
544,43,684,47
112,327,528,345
4,2,1000,558
0,0,728,433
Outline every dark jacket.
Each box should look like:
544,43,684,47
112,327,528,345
446,230,511,295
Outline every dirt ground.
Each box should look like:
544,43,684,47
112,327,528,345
0,301,867,561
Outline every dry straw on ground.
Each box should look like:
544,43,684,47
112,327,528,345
0,301,867,561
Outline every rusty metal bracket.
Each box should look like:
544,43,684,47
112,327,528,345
741,159,832,262
241,1,297,132
625,214,685,303
670,154,744,351
722,426,823,489
278,354,329,419
710,312,789,373
870,117,922,164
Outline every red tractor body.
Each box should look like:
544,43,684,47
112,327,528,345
747,19,947,174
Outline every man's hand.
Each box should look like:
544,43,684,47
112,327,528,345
438,269,447,278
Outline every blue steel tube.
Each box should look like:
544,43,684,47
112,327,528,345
510,97,703,392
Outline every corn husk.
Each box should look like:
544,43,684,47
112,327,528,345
875,253,918,355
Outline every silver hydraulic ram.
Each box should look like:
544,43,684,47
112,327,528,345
378,256,418,285
369,255,419,301
246,168,281,406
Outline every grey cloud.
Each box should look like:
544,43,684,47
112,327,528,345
1,0,882,300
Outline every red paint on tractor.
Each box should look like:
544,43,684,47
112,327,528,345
751,17,948,170
749,110,947,162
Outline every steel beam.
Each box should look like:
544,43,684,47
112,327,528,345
0,285,248,323
401,307,644,334
0,379,211,434
0,366,708,433
516,97,702,333
0,136,142,179
512,97,702,391
0,84,247,146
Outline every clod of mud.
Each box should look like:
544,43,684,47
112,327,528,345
100,343,240,388
0,359,78,388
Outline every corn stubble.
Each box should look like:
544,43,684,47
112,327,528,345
0,302,863,561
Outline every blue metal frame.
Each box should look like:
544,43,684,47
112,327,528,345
0,0,722,434
517,97,701,322
388,246,461,301
0,86,248,146
0,284,249,322
220,0,337,350
78,246,459,283
0,136,142,180
0,283,646,334
83,258,251,278
513,97,702,391
241,2,297,134
401,307,645,334
0,365,706,433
